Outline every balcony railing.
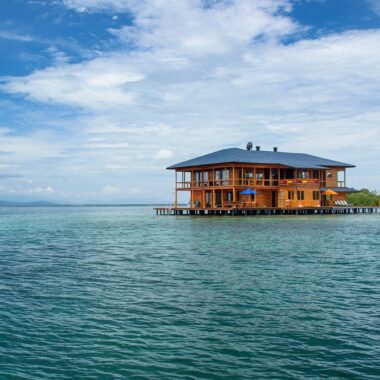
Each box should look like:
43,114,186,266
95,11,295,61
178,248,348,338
176,178,322,189
279,179,321,186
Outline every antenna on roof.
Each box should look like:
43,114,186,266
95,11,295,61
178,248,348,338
246,142,253,151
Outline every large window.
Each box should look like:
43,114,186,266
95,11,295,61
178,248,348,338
215,169,230,185
297,190,305,200
194,171,202,187
203,171,208,185
194,171,209,187
313,191,320,200
288,191,295,200
216,169,229,180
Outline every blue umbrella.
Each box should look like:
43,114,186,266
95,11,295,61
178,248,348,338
240,188,257,195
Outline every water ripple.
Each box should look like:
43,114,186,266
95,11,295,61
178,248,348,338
0,207,379,379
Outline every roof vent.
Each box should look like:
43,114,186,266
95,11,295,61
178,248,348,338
256,145,260,151
246,142,253,151
273,147,278,152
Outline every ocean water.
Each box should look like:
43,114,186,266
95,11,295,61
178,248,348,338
0,206,379,380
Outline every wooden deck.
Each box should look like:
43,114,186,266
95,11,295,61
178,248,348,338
155,206,380,216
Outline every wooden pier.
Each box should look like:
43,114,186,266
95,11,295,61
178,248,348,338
155,206,379,216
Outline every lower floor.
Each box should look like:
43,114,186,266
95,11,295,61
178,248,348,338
180,187,348,208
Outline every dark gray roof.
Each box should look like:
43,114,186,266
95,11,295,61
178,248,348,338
321,187,359,193
167,148,355,170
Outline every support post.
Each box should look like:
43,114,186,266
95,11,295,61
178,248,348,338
174,171,178,208
344,169,346,187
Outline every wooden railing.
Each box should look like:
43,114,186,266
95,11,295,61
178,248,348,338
279,179,321,186
176,178,322,189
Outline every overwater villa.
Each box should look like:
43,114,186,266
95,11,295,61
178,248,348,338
157,143,370,216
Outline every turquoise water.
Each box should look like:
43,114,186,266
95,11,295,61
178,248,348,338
0,207,379,379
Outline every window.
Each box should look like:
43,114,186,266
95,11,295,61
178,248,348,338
299,170,309,179
297,190,305,200
326,170,332,178
288,191,295,200
226,192,233,202
313,191,320,200
272,169,279,179
216,170,229,180
256,170,264,179
194,171,202,187
215,169,229,185
206,192,211,207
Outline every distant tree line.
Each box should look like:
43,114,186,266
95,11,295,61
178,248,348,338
347,189,380,206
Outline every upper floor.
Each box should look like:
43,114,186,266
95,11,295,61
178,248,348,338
175,165,347,190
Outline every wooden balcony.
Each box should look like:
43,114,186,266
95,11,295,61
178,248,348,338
176,178,323,189
279,179,321,186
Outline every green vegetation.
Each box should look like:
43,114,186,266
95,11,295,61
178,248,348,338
347,189,380,206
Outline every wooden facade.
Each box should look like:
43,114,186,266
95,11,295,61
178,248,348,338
172,163,351,209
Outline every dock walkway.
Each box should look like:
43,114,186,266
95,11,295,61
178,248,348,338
154,206,379,216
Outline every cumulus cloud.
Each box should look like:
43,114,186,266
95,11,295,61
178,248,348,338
2,55,144,109
108,0,298,55
0,0,379,200
154,148,173,160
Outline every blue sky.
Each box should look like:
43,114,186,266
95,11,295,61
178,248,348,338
0,0,379,203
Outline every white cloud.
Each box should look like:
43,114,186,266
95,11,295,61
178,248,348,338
62,0,131,12
2,55,144,109
101,184,121,195
85,142,130,149
154,148,173,160
0,31,35,42
367,0,380,16
0,185,55,195
109,0,298,56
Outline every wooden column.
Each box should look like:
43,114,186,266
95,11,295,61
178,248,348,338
174,171,178,208
232,166,236,205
